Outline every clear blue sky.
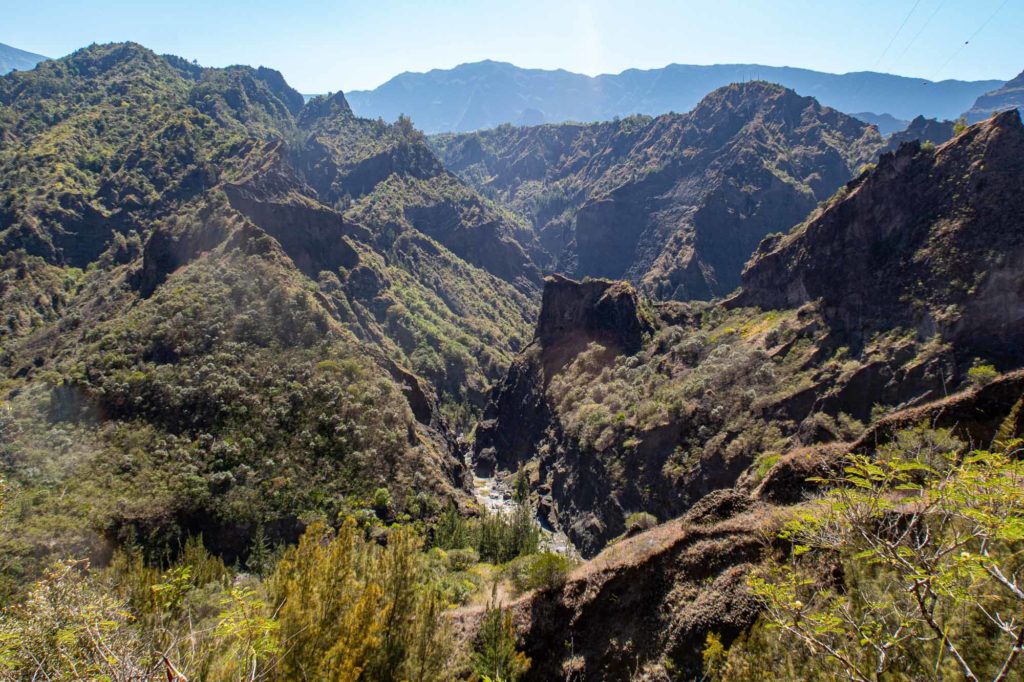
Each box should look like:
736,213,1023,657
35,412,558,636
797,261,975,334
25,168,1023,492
4,0,1022,92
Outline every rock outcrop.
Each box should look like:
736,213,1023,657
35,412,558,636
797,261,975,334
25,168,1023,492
535,275,652,355
964,69,1024,123
737,109,1024,364
475,112,1024,561
878,114,955,155
453,504,774,680
474,275,652,477
434,82,884,301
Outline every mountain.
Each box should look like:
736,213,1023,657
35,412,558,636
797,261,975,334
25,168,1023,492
347,60,1002,133
878,114,956,154
738,109,1024,363
0,42,541,580
0,42,48,74
433,82,883,301
964,68,1024,122
851,111,909,136
473,111,1024,558
4,41,1024,682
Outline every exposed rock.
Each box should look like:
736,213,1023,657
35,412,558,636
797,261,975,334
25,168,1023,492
964,69,1024,123
222,145,364,279
682,488,754,525
878,115,955,155
475,275,651,477
452,509,775,680
536,275,653,356
737,110,1024,364
435,82,884,301
753,443,848,505
853,369,1024,452
473,352,549,475
755,370,1024,505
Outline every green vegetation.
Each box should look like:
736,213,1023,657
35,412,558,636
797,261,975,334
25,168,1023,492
0,39,542,595
472,594,532,682
505,552,572,593
715,425,1024,681
625,512,658,534
0,519,455,680
968,359,998,387
433,500,543,567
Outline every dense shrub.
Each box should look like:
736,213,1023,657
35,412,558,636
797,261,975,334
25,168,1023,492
506,552,573,593
625,511,658,535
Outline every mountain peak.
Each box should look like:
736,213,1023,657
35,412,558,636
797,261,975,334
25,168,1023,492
738,109,1024,361
964,69,1024,123
298,90,353,126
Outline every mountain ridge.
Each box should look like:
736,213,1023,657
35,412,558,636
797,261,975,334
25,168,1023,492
348,59,1003,133
432,81,884,302
0,42,540,574
964,68,1024,122
473,111,1024,556
0,42,48,74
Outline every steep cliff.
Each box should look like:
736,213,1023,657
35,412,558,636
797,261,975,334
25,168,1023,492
433,82,884,301
738,109,1024,364
964,69,1024,123
474,112,1024,558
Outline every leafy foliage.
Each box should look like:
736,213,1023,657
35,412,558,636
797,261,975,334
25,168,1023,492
745,427,1024,681
472,595,531,682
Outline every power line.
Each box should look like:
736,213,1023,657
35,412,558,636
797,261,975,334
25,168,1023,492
931,0,1011,80
891,0,947,65
873,0,924,71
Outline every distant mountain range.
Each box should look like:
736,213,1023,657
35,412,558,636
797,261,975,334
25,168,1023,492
346,60,1003,133
850,111,909,136
0,41,48,74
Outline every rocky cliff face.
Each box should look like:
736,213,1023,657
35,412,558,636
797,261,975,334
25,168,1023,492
878,115,955,155
738,109,1024,364
474,112,1024,558
535,275,653,354
474,276,652,476
433,82,884,302
964,69,1024,123
454,497,773,679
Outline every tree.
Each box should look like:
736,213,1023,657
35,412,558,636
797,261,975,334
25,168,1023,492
269,519,453,681
513,466,530,505
434,500,471,550
245,524,273,576
749,426,1024,682
207,585,281,681
0,560,152,679
472,591,531,682
270,520,386,681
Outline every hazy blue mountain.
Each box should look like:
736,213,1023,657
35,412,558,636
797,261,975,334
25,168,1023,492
851,111,909,136
347,60,1002,133
0,42,48,74
964,69,1024,122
